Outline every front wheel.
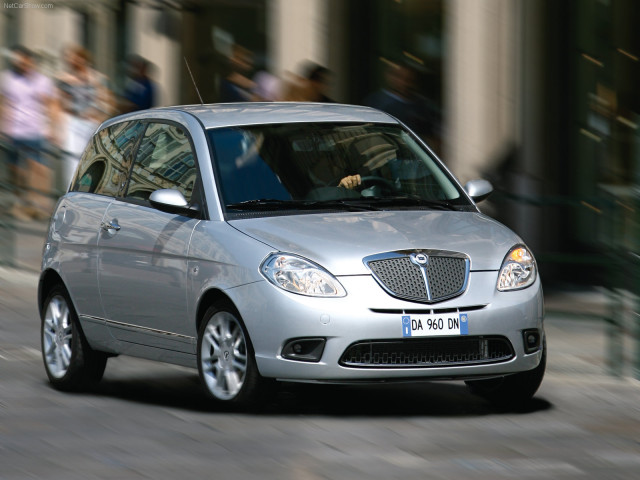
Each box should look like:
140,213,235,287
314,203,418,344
466,340,546,407
41,285,107,391
197,302,269,408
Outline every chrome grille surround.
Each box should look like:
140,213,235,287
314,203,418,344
364,250,470,303
340,336,514,368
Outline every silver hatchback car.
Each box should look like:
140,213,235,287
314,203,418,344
39,103,545,408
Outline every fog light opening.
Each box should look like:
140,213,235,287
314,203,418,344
522,329,541,354
282,338,326,362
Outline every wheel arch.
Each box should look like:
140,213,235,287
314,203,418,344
195,288,239,333
195,286,273,405
38,269,66,316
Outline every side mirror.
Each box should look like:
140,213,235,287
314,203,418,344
464,179,494,203
149,189,198,216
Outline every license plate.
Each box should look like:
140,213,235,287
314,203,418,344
401,313,468,337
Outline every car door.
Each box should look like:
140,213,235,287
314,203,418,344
97,121,201,354
58,120,144,350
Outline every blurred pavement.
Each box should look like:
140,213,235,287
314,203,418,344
0,217,47,273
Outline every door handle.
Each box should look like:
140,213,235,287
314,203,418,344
101,220,121,232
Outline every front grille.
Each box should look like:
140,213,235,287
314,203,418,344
368,256,428,299
366,251,469,303
340,336,514,368
425,256,467,300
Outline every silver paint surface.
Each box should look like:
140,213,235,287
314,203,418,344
40,103,544,382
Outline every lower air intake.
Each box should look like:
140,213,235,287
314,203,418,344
339,336,514,368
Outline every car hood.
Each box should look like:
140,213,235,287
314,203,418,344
229,211,522,275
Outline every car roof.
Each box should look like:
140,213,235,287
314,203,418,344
159,102,398,129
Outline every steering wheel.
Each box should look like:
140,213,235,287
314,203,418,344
356,175,398,196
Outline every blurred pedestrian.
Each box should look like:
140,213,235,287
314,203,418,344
120,54,156,113
280,70,307,102
219,44,255,102
57,45,114,188
0,45,57,220
365,61,438,145
251,70,281,102
281,61,334,103
303,62,334,103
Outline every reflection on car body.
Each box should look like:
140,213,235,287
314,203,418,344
39,103,545,409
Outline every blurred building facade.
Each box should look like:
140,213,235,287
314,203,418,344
2,0,638,285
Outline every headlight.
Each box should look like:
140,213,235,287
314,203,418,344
260,253,346,297
497,245,537,291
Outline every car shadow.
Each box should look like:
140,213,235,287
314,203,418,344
87,371,552,417
268,382,552,417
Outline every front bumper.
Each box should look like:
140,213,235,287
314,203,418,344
228,271,544,382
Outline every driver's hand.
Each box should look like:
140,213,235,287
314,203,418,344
338,174,362,190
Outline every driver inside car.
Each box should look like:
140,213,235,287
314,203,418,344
337,173,361,189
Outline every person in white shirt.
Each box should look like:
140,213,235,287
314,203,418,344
57,45,114,188
0,45,57,220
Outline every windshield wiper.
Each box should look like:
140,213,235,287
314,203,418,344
365,195,459,211
226,199,380,212
226,199,294,210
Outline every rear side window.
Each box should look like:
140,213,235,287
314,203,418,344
71,121,144,196
125,122,197,203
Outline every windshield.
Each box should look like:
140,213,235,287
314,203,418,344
207,123,471,217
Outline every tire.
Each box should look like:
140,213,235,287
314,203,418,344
41,285,108,391
466,340,546,407
197,302,270,408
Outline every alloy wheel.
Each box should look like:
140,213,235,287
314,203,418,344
42,295,73,379
200,311,248,400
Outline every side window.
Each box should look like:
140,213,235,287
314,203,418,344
71,121,144,196
126,122,197,203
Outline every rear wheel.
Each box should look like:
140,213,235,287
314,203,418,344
41,285,107,391
466,340,546,407
197,302,269,408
